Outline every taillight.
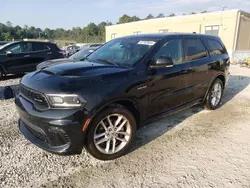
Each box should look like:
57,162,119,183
59,51,65,57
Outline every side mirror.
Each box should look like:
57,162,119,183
150,56,174,69
6,51,13,57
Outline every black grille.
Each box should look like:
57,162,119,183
20,84,49,109
62,132,70,144
24,122,50,144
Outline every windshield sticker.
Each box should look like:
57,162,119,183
138,41,156,46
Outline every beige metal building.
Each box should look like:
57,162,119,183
106,9,250,58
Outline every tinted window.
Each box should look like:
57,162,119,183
33,43,50,51
184,38,207,61
153,39,183,65
207,39,225,55
5,43,32,53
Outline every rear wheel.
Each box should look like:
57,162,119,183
85,106,136,160
204,79,224,110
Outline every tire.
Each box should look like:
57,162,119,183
204,78,224,110
85,106,137,160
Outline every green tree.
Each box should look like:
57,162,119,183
146,14,154,19
118,14,140,24
167,13,176,17
156,13,165,18
118,14,132,24
85,23,99,36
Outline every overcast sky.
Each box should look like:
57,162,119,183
1,0,250,29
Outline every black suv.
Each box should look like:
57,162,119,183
15,34,230,160
0,41,64,79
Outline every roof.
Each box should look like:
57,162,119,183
116,33,220,40
106,9,242,28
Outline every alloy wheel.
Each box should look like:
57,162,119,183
94,114,131,154
210,82,222,106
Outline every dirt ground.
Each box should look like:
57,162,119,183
0,65,250,188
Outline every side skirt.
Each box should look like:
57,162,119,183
141,98,203,126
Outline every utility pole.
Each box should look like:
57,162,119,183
220,6,227,26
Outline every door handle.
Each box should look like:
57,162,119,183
47,52,52,55
24,55,30,57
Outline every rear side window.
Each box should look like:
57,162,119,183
184,38,207,61
207,39,226,55
33,43,50,51
49,43,61,51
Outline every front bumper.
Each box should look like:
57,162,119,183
16,95,89,155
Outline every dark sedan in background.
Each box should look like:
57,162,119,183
0,41,64,79
36,47,98,70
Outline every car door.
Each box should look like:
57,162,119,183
182,37,211,100
147,37,193,117
0,42,32,74
27,42,52,71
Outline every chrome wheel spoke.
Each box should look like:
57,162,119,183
94,132,106,139
107,116,113,128
116,119,127,131
105,139,111,153
112,138,116,153
115,136,128,143
211,97,216,106
100,121,108,131
117,131,129,136
114,116,123,127
96,137,109,145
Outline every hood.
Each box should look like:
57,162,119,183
21,61,131,93
42,61,128,78
36,58,73,70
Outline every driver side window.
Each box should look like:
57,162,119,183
153,39,184,65
5,43,32,54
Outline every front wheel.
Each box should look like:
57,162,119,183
204,79,224,110
85,106,136,160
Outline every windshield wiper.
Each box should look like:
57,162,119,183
96,58,119,66
85,57,92,62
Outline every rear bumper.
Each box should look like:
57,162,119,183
16,95,89,155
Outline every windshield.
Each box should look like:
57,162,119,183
69,48,95,61
87,38,157,67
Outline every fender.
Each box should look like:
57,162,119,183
84,97,140,131
202,73,225,103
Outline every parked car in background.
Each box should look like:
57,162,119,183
0,41,9,47
16,34,230,160
36,47,98,70
81,43,103,49
0,41,64,79
64,45,80,57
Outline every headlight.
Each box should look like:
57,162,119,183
47,94,86,108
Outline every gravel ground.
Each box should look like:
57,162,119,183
0,65,250,188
